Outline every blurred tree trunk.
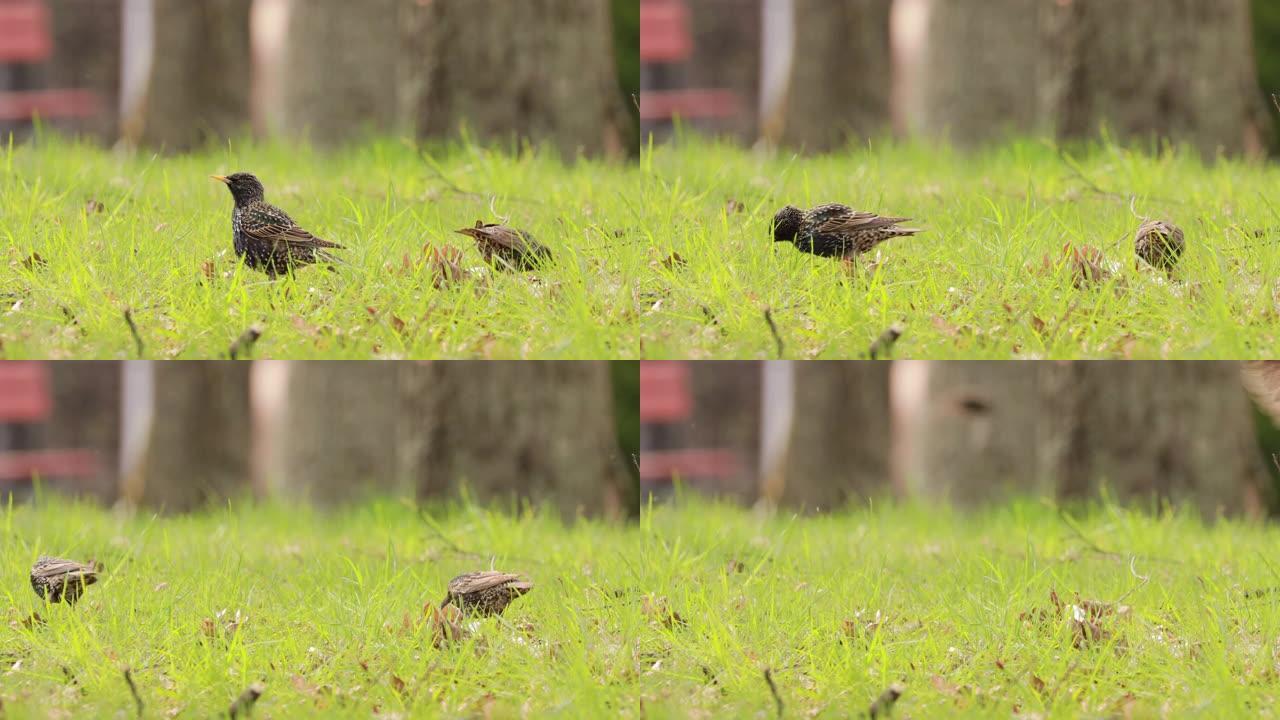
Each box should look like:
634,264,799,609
273,362,400,504
686,361,760,502
778,0,891,150
401,362,629,519
774,363,890,511
277,0,400,145
46,0,121,141
400,0,628,159
46,362,120,503
916,0,1042,144
134,363,250,511
1042,0,1265,158
127,0,252,151
908,362,1044,505
686,0,761,142
1039,362,1266,518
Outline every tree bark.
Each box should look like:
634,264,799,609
277,0,400,145
1043,0,1265,159
402,362,629,519
684,0,761,143
685,361,761,503
45,362,120,503
916,0,1042,145
45,0,121,141
134,363,251,511
907,362,1045,505
129,0,252,151
779,0,892,151
272,362,401,504
402,0,628,159
776,362,890,511
1040,362,1266,518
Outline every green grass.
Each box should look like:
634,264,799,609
639,497,1280,717
639,136,1280,358
7,495,1280,717
1,496,651,718
0,134,644,358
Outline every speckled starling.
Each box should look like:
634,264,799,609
454,221,551,272
772,203,921,260
1134,219,1184,272
441,571,532,617
30,556,100,604
212,173,344,277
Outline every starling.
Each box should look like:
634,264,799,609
211,173,344,277
441,571,532,617
1134,219,1184,273
772,203,922,260
30,556,100,604
453,221,551,272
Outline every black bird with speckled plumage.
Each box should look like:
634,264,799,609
454,221,551,272
212,172,343,277
441,571,532,617
30,556,100,604
772,203,922,260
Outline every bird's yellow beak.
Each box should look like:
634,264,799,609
210,175,229,184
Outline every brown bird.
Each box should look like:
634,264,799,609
454,221,551,272
441,571,532,617
30,556,100,604
772,203,922,260
211,172,344,277
1134,219,1184,273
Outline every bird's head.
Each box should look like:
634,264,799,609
771,205,804,243
211,172,266,206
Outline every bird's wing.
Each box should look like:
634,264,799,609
32,558,96,578
449,571,522,593
810,204,908,234
242,202,343,249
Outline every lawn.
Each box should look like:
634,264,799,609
6,496,1280,718
1,496,648,718
640,497,1280,717
639,136,1280,358
0,134,644,359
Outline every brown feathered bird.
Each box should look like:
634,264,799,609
212,172,344,277
1134,219,1184,273
772,203,921,260
454,221,551,272
30,556,100,604
441,571,532,617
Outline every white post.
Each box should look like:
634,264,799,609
757,0,795,148
118,360,153,505
119,0,154,139
757,360,795,509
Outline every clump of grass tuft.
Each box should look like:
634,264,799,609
0,134,645,358
640,135,1280,358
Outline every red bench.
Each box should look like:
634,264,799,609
639,0,739,122
639,361,736,487
0,0,99,122
0,362,100,485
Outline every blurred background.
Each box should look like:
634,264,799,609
0,361,640,518
641,0,1280,157
0,0,639,157
641,360,1280,517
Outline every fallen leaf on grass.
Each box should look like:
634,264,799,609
84,199,105,214
21,253,45,271
427,245,468,289
641,594,686,629
725,199,745,214
427,604,469,648
868,682,905,719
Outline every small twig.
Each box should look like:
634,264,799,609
763,308,784,358
868,682,904,718
123,668,144,719
1271,93,1280,116
1046,660,1078,707
227,324,263,360
228,682,265,719
762,668,784,719
868,323,904,360
123,308,144,357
